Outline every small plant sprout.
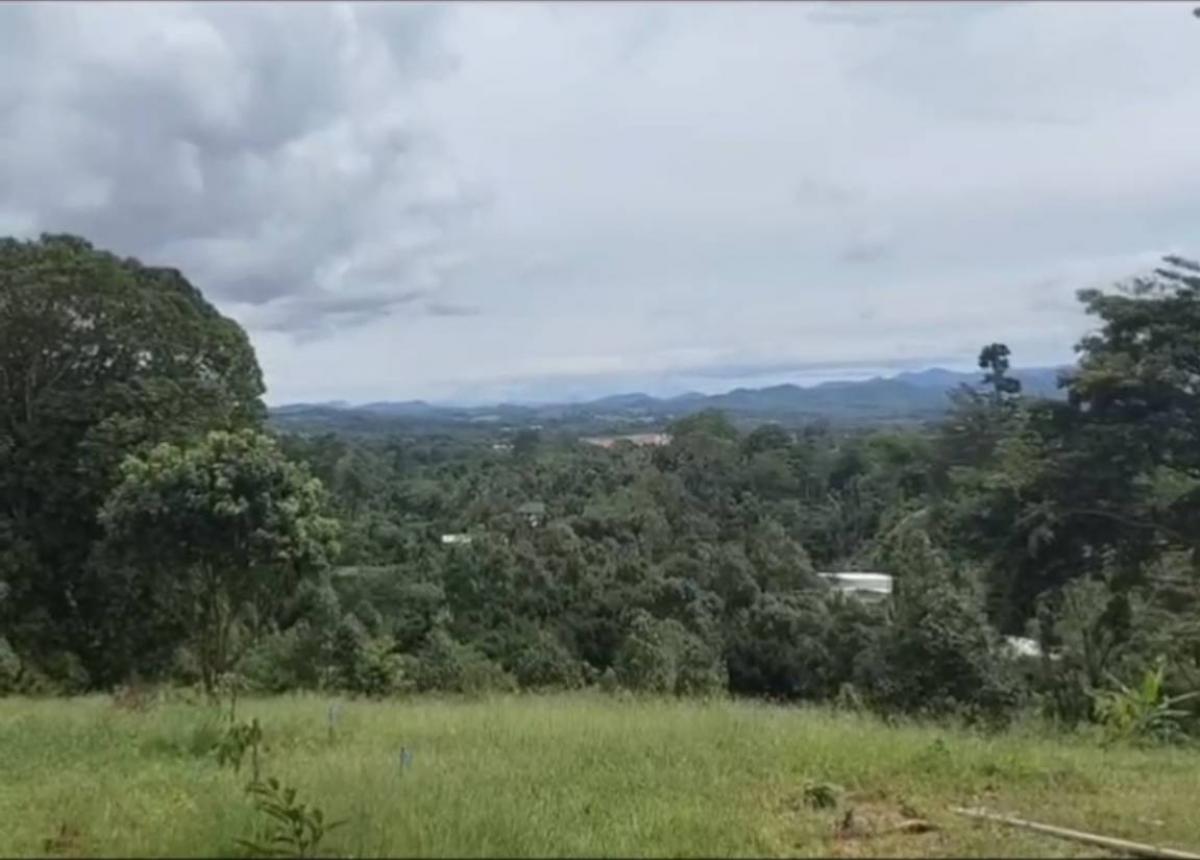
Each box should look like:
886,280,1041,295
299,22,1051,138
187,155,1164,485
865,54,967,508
802,780,841,810
216,717,264,781
237,776,347,858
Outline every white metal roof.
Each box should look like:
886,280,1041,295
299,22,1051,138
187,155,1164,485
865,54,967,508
817,572,894,593
1003,636,1043,658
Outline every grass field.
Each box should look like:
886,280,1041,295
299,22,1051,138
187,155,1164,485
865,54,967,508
2,693,1199,858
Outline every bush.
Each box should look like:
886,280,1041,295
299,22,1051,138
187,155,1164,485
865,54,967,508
613,611,679,694
856,578,1023,724
353,635,410,697
597,666,621,694
39,651,90,695
614,611,727,696
240,616,409,698
239,628,312,693
673,632,728,698
331,612,370,689
512,631,586,691
0,639,89,696
1091,656,1199,746
1030,576,1138,726
413,628,516,695
726,594,835,700
856,520,1024,724
0,636,22,694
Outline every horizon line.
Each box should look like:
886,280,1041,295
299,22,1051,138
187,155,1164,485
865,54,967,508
265,360,1075,410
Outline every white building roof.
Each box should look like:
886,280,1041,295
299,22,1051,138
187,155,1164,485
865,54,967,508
1003,636,1043,658
817,572,894,594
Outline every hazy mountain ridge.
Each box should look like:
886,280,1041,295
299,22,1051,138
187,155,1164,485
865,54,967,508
270,366,1070,435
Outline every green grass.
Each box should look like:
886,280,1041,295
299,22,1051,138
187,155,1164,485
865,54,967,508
2,693,1199,857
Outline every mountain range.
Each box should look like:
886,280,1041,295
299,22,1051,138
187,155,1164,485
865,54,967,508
269,366,1071,436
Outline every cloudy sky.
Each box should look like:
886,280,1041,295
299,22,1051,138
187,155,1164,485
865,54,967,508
2,2,1198,405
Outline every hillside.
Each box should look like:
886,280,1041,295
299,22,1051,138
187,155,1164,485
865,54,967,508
269,366,1070,436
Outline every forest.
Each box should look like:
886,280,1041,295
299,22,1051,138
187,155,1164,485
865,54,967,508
3,234,1200,741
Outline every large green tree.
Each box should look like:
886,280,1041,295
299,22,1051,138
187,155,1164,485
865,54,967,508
0,234,264,682
1066,256,1200,556
98,430,339,694
938,257,1200,631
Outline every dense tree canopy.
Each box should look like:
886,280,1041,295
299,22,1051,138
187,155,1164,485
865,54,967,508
0,234,264,685
3,237,1199,736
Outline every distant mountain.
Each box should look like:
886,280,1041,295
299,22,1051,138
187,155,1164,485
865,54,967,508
584,393,664,411
894,368,976,389
271,400,350,414
357,400,440,417
268,365,1072,436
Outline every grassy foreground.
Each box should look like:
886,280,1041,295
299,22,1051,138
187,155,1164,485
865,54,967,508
2,693,1199,858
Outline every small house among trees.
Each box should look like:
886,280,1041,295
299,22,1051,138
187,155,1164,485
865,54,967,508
818,572,893,603
517,501,547,527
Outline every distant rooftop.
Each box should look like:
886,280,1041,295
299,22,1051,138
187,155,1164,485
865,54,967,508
818,572,893,595
581,433,673,449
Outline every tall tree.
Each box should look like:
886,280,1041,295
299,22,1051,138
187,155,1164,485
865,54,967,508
0,234,264,680
1061,256,1200,563
978,342,1022,402
98,430,339,693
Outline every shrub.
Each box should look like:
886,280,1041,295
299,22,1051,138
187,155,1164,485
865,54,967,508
613,611,680,694
614,611,727,697
0,636,22,694
856,578,1023,723
856,521,1024,724
413,628,516,695
353,636,410,697
511,631,586,691
1092,656,1200,746
726,595,834,700
673,632,728,697
239,628,314,693
597,666,621,694
40,651,90,695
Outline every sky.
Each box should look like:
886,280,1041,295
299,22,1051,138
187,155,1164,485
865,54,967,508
2,2,1198,406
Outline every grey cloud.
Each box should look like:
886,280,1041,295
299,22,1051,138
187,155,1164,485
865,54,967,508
1024,277,1079,314
251,289,429,339
6,3,1199,405
425,301,481,318
0,2,477,335
840,237,893,265
614,9,672,64
845,3,1196,126
793,178,858,209
839,224,896,264
806,2,1006,30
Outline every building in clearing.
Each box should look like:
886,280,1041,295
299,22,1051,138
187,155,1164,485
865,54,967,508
581,433,672,449
440,533,473,545
818,572,893,602
516,501,546,527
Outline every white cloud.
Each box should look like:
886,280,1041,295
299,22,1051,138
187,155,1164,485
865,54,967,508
2,1,1198,403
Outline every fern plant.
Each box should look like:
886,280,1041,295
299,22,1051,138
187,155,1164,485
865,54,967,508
1091,656,1199,745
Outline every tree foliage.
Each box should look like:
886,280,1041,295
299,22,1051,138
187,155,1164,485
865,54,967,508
0,234,264,684
7,238,1200,737
98,429,338,693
